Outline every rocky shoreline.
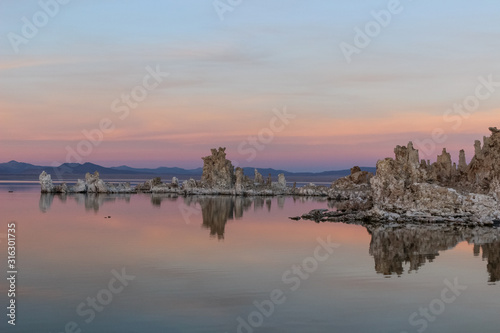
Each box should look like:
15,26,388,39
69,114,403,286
292,127,500,225
39,127,500,225
293,208,500,227
39,147,335,197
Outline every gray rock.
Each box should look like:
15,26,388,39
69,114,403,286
278,173,287,188
172,177,179,187
201,147,235,189
39,171,54,193
254,169,264,185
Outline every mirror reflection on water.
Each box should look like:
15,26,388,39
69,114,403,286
39,191,500,283
1,184,499,333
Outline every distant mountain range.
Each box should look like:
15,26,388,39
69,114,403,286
0,160,376,182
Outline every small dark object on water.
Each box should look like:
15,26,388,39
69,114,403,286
8,190,13,193
289,216,301,221
108,216,111,218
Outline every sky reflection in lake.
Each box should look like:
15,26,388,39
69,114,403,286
1,185,499,333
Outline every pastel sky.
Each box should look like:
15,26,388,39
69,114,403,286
1,0,500,171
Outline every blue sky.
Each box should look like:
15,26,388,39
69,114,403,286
1,0,500,171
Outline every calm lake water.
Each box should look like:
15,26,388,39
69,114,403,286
1,183,499,333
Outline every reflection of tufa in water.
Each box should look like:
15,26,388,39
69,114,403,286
183,196,255,240
38,191,500,283
183,195,323,240
39,192,132,213
39,191,314,239
474,242,500,283
367,224,500,283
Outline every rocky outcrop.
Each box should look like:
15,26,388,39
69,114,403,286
369,128,500,223
254,169,264,185
106,182,133,193
136,177,162,192
329,166,373,201
277,173,287,189
150,177,183,193
235,167,245,194
297,127,500,225
182,178,198,190
85,171,108,193
71,180,86,193
171,177,179,187
38,128,500,221
39,171,55,193
296,183,329,196
466,127,500,198
39,146,341,196
39,170,132,194
201,147,235,189
266,174,272,186
39,171,67,193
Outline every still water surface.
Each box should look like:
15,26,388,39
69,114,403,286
0,183,499,333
